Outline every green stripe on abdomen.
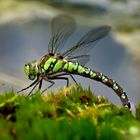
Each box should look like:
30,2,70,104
63,61,79,72
63,61,91,75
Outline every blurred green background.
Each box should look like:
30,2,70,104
0,0,140,107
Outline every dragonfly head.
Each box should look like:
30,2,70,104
24,60,39,80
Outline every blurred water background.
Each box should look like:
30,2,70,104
0,0,139,106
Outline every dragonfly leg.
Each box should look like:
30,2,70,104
39,80,43,90
47,72,69,87
41,76,69,94
17,78,39,93
41,80,55,94
69,74,78,85
54,77,69,87
27,80,40,96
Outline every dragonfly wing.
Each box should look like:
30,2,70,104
48,15,76,54
67,55,90,65
62,26,111,57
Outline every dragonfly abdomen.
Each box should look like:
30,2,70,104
90,71,131,109
63,61,131,109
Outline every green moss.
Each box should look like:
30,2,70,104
0,85,140,140
136,104,140,121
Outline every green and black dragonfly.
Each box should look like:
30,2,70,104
18,15,131,109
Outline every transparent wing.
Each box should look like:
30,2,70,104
62,26,111,57
67,55,90,65
48,15,76,54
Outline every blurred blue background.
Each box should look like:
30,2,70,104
0,0,139,107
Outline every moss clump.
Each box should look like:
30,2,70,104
136,104,140,121
0,85,140,140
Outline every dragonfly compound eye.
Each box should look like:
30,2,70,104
24,64,30,76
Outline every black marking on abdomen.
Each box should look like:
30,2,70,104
91,70,130,109
70,64,131,109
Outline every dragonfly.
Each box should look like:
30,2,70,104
18,15,131,109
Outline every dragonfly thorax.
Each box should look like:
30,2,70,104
24,60,39,80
